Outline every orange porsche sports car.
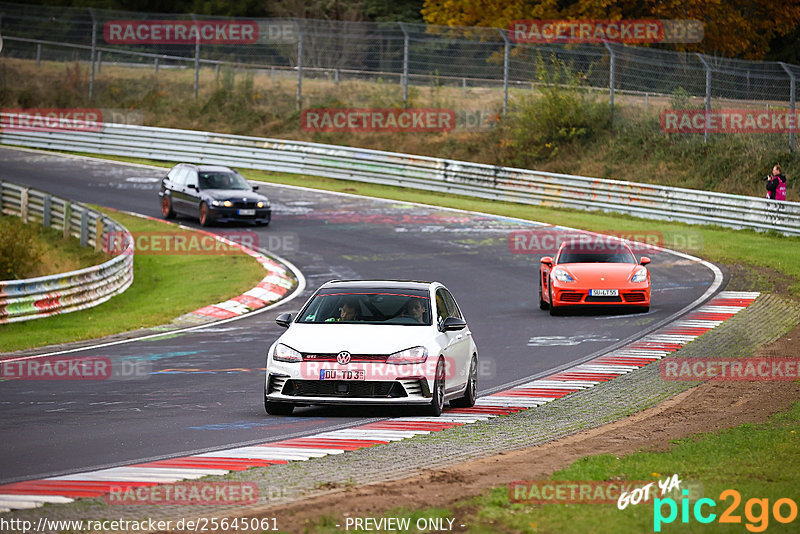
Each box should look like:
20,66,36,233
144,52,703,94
539,240,651,315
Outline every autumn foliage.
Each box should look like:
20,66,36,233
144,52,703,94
421,0,800,59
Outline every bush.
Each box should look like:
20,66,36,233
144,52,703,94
0,215,42,280
494,55,610,167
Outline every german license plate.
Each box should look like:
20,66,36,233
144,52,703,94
238,209,256,216
590,289,619,296
320,369,365,380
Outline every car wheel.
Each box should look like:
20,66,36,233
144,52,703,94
539,281,549,310
425,358,446,416
548,286,562,316
264,388,294,415
199,202,211,227
450,355,477,408
161,196,175,219
638,306,650,313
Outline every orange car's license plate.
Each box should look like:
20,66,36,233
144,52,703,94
320,369,365,380
590,289,619,296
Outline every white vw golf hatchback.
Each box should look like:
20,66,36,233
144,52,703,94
264,280,479,416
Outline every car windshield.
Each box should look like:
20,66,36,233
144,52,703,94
557,245,636,264
198,171,250,190
297,288,432,325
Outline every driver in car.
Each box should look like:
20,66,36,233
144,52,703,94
326,301,358,322
400,299,426,323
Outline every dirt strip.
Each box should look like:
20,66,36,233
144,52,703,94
243,323,800,533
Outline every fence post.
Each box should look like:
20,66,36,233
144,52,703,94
80,210,89,247
604,42,616,129
780,62,796,154
399,22,409,108
192,14,200,99
97,51,102,73
498,29,510,114
154,57,159,74
89,8,97,100
295,20,303,111
696,54,711,143
20,188,29,224
95,217,104,252
36,43,42,66
63,202,71,239
43,195,51,228
215,62,220,83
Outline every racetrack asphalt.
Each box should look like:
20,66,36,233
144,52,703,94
0,146,719,484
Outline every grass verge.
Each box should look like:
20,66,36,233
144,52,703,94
0,213,109,279
302,399,800,533
0,209,267,353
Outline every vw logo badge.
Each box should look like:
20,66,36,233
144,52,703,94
336,351,351,365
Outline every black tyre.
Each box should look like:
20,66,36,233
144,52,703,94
161,196,175,219
264,399,294,416
450,355,477,408
425,358,446,416
539,285,549,310
548,286,562,316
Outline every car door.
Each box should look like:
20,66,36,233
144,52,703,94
442,288,472,392
167,166,189,214
183,168,201,216
433,288,469,395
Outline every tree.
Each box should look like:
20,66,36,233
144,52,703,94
421,0,800,59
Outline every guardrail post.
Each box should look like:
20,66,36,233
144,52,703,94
154,57,159,74
20,188,29,224
498,29,510,115
399,22,409,108
604,42,616,129
63,203,71,239
95,217,104,252
696,54,712,143
295,20,303,111
89,8,97,100
780,62,796,153
192,14,200,99
0,180,3,213
215,62,220,83
36,43,42,67
80,210,89,247
97,50,102,73
43,195,51,228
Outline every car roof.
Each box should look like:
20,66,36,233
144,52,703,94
318,280,436,291
179,164,235,173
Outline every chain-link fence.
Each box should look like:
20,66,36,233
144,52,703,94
0,1,797,149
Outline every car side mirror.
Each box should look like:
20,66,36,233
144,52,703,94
276,313,293,328
442,316,467,331
640,257,651,266
540,256,553,266
187,183,198,191
252,185,259,191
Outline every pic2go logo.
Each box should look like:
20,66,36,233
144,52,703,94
653,489,798,532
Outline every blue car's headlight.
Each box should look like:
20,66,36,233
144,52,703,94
552,269,575,282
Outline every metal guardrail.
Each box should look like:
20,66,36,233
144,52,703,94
0,179,134,324
1,118,799,236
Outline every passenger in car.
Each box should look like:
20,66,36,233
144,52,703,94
326,301,359,322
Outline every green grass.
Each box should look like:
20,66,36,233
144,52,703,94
0,210,268,353
300,400,800,533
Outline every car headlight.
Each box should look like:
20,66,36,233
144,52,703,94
386,346,428,365
273,343,302,362
631,268,648,283
256,201,265,208
211,200,222,207
552,269,575,282
223,200,233,208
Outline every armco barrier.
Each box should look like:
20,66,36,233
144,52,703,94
0,180,134,324
1,118,799,235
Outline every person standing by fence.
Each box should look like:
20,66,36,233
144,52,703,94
766,164,788,200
